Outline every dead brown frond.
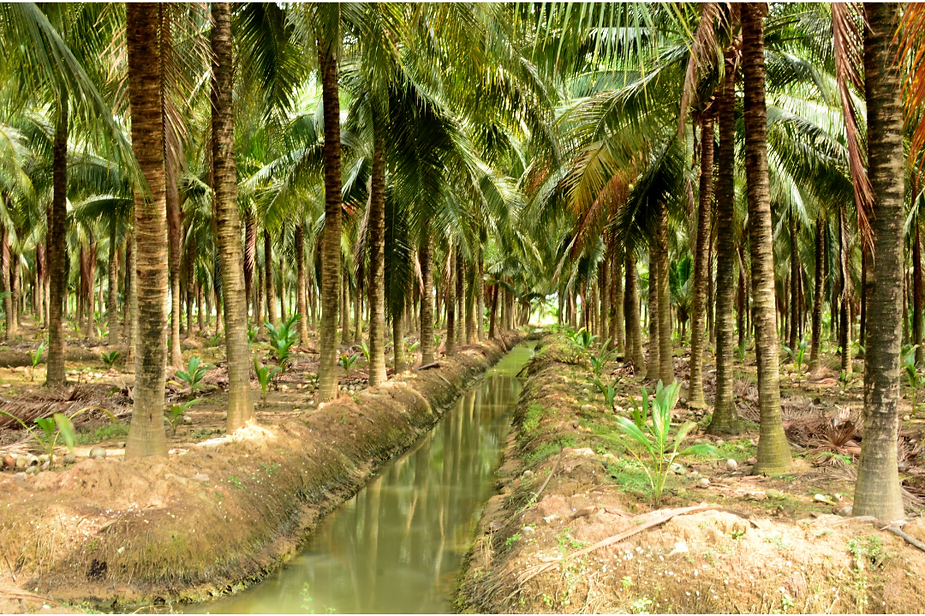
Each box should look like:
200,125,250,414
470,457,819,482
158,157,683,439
678,2,723,140
833,2,874,254
0,384,129,431
899,4,925,167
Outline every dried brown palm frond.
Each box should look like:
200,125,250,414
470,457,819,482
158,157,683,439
899,4,925,166
678,2,723,139
0,384,129,430
833,2,874,253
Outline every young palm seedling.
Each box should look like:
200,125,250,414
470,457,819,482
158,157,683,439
174,356,209,395
100,350,122,371
338,352,361,377
0,406,116,468
165,399,201,436
360,340,370,363
28,342,46,381
247,325,258,347
254,357,280,407
592,377,619,412
265,314,300,372
838,370,855,394
589,338,618,378
567,327,597,351
782,340,808,387
601,381,717,507
405,338,420,355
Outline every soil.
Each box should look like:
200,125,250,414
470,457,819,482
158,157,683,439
456,334,925,614
0,317,525,613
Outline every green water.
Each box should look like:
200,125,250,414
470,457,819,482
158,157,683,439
190,342,535,614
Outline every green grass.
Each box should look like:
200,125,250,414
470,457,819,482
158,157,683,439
605,457,654,496
525,435,575,466
76,422,129,445
521,403,543,434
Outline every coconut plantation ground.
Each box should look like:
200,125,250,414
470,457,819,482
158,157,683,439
0,2,924,614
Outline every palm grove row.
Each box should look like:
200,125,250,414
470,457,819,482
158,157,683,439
0,3,920,521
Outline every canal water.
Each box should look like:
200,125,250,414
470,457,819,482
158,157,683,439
190,342,535,614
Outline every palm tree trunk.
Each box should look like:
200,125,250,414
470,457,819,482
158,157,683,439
612,242,625,355
647,237,659,380
341,269,350,342
742,3,791,474
689,113,715,408
392,308,405,373
419,237,435,364
36,242,45,329
476,255,484,341
45,86,68,387
465,262,476,345
446,248,456,355
166,150,182,368
456,247,465,345
789,212,800,351
296,225,310,343
709,44,741,435
1,225,14,340
810,215,825,374
264,229,278,328
212,2,254,432
107,219,119,346
488,284,499,339
125,3,169,459
244,208,256,322
914,224,924,365
657,200,674,384
853,1,905,521
859,242,868,353
840,205,853,375
316,34,342,401
625,247,644,370
367,126,387,384
600,253,610,347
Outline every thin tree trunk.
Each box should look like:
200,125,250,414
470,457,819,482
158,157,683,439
366,123,387,383
341,269,350,342
647,238,660,380
1,225,13,340
446,249,456,355
244,208,256,322
316,32,342,401
456,247,465,345
125,3,169,458
810,215,825,374
166,147,182,368
840,204,853,375
915,224,924,365
600,252,610,347
107,221,119,346
419,237,434,365
612,242,625,355
709,43,741,435
488,284,499,339
789,211,800,351
212,2,254,431
689,112,715,408
859,241,868,353
853,1,905,520
476,254,484,341
657,200,674,384
264,229,278,328
296,225,310,344
742,3,791,474
36,242,45,329
45,86,68,387
625,247,645,370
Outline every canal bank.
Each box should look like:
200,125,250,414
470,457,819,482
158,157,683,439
0,333,525,612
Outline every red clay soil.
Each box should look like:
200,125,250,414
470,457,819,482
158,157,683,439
0,333,522,613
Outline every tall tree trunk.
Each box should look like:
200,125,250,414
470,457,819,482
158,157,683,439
810,216,825,374
367,124,387,383
244,208,256,322
612,242,625,355
166,148,182,368
742,3,791,474
446,249,456,355
709,43,741,435
600,252,610,347
840,205,854,375
657,200,674,384
341,269,350,342
392,309,405,374
264,230,278,328
859,242,868,353
296,225,310,344
125,3,169,458
788,211,800,351
915,224,924,365
127,231,138,364
1,225,14,340
476,254,484,341
36,242,45,329
647,238,659,380
853,1,905,521
456,247,465,345
45,86,68,387
212,2,254,432
419,237,434,365
689,112,715,408
625,247,644,370
316,30,342,401
465,260,476,345
107,220,119,346
488,284,498,339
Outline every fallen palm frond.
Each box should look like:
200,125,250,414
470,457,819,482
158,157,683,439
0,384,129,430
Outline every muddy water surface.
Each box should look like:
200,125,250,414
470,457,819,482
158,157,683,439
190,343,535,614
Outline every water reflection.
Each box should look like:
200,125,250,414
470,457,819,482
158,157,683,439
191,343,535,614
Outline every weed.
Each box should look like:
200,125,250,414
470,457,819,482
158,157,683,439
505,533,521,547
247,325,258,346
76,422,129,445
589,338,619,377
521,403,543,434
227,476,245,490
591,377,619,411
207,332,223,347
629,596,653,614
260,463,280,476
621,576,633,591
729,529,745,541
567,327,597,350
782,340,808,386
847,535,888,570
764,532,786,549
360,340,370,362
556,528,587,553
